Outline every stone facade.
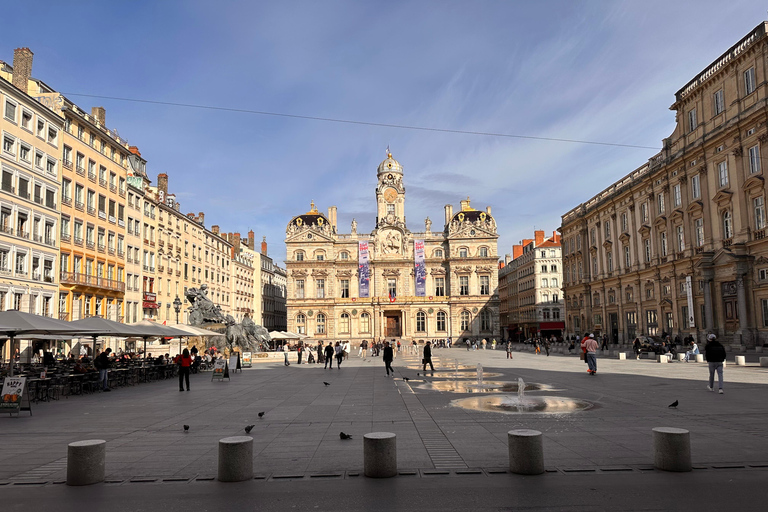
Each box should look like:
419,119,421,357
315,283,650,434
561,22,768,348
285,152,500,342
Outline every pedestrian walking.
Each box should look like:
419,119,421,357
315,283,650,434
581,334,599,375
383,341,394,376
283,343,290,366
297,344,303,364
506,341,513,359
343,341,350,360
423,341,435,372
544,339,550,357
534,339,541,355
704,334,726,393
324,342,335,369
177,348,193,391
335,342,343,368
492,339,497,350
95,348,112,392
633,338,642,360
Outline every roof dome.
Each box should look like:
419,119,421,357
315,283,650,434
287,201,332,231
377,151,403,175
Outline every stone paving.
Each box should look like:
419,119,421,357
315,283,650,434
1,346,767,483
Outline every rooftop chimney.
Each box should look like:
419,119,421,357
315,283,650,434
247,230,255,250
197,212,205,226
460,197,471,211
534,230,545,246
129,146,142,156
12,47,33,93
233,233,241,254
157,174,168,197
512,244,523,259
486,206,492,215
211,225,219,235
261,236,268,255
444,204,453,226
91,106,106,126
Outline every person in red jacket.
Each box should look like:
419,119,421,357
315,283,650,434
177,348,193,391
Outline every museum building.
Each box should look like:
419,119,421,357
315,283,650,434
285,152,500,342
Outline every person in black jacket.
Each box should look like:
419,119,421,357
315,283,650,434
383,341,394,376
423,341,435,372
324,342,335,369
95,348,112,392
704,333,726,394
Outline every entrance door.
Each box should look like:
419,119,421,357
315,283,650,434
385,314,401,337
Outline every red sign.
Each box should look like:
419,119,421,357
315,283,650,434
539,322,565,329
142,302,159,309
143,292,157,302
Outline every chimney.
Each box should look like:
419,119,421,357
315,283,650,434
12,47,33,93
197,212,204,226
129,146,142,156
233,233,241,254
261,236,268,255
552,231,561,243
486,206,492,215
512,244,523,259
91,106,106,126
534,230,545,246
247,230,255,250
157,173,168,197
212,225,219,235
460,197,471,211
444,204,453,226
328,206,337,231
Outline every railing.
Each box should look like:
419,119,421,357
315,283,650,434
62,196,72,206
158,265,164,272
16,229,29,239
61,233,70,243
74,236,83,247
108,215,116,224
98,210,106,220
99,179,107,188
117,249,124,258
44,237,55,247
754,229,766,240
63,160,72,170
33,234,43,243
118,219,125,227
75,200,84,212
158,239,164,247
76,166,85,176
87,206,96,216
88,172,96,182
109,184,117,193
108,247,115,255
98,244,106,253
59,311,70,321
118,187,125,197
86,240,95,250
59,271,126,292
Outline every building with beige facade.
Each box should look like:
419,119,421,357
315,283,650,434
0,50,64,319
223,230,258,323
285,151,499,342
561,22,768,348
259,238,287,331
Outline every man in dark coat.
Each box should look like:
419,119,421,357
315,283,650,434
95,348,112,392
704,333,726,394
383,341,394,376
423,341,435,372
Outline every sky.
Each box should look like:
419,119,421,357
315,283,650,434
3,1,766,263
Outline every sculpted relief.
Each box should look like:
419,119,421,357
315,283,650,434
383,230,401,254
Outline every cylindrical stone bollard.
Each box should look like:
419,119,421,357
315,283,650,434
652,427,691,472
364,432,397,478
508,429,544,475
695,354,704,363
218,436,253,482
735,355,746,366
67,439,106,486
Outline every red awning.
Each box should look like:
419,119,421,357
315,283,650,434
142,302,159,309
539,322,565,329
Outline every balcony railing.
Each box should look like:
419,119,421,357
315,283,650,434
59,271,126,292
99,178,107,188
723,238,733,247
86,241,95,250
88,172,97,182
117,249,124,258
16,229,29,239
98,244,106,253
754,229,766,240
76,166,85,176
62,196,72,206
75,200,84,212
74,236,83,247
61,233,70,243
44,237,55,247
87,206,96,216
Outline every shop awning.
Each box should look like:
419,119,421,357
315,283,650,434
539,322,565,329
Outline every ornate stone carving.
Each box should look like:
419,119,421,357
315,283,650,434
381,268,401,277
732,146,743,157
430,267,447,275
311,269,329,277
336,269,353,278
453,265,472,274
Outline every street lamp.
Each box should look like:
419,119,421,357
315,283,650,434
173,295,183,356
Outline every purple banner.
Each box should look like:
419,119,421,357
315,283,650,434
358,241,370,298
414,239,426,296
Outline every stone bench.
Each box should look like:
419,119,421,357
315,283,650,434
218,436,253,482
67,439,106,486
508,429,544,475
653,427,691,472
364,432,397,478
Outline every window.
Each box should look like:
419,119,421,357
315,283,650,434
435,311,447,331
21,110,32,130
4,100,16,121
624,245,631,268
749,145,761,174
673,184,681,207
3,135,15,154
19,143,30,162
542,278,548,287
606,251,613,272
717,161,728,187
480,309,491,331
714,89,724,115
386,203,395,216
590,228,596,245
754,197,766,230
316,253,324,261
460,310,470,331
723,210,733,239
434,249,443,258
641,203,649,223
360,312,370,333
434,277,445,296
479,247,488,257
416,311,426,332
480,275,490,295
550,264,557,272
644,239,651,262
296,251,304,261
676,225,685,252
657,193,665,214
688,108,697,132
316,313,326,334
552,278,558,287
621,213,628,232
459,276,469,295
316,279,325,298
691,174,701,199
541,265,547,273
339,313,350,334
388,278,397,298
604,221,611,238
339,252,348,260
459,248,468,258
592,256,598,275
340,279,349,298
745,66,756,95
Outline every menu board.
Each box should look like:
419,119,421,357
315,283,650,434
242,352,252,368
1,377,29,414
211,359,228,381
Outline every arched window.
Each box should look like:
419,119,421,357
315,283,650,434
296,313,306,334
460,310,471,330
416,311,426,332
315,251,325,261
295,251,304,261
339,312,350,333
723,210,733,239
480,309,491,331
340,252,349,260
434,249,444,258
360,312,370,333
459,248,468,258
316,313,326,334
436,311,446,331
479,247,488,257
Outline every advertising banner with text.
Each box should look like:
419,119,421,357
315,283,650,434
359,241,370,298
414,239,426,296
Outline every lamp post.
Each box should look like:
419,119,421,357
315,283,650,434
173,296,182,355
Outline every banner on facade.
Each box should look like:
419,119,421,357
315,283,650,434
414,239,426,296
685,276,695,328
358,241,370,298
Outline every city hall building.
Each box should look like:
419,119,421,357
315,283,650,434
285,151,500,342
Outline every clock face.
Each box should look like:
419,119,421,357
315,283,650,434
383,187,398,203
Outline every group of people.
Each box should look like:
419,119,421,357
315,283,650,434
281,341,351,369
464,338,498,350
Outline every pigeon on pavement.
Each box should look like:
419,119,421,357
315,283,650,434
403,377,410,382
668,400,678,408
339,432,352,440
323,382,330,386
258,411,265,418
183,425,189,432
245,425,255,434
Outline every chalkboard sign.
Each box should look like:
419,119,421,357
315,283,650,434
242,352,252,368
211,359,229,381
229,355,239,374
1,377,31,416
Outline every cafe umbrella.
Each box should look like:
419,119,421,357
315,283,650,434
69,316,149,355
0,310,99,377
129,320,190,358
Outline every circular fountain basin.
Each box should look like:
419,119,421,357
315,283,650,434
451,395,594,414
418,381,552,394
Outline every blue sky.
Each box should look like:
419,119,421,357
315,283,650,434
3,1,766,262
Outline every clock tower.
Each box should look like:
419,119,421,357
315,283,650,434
375,150,405,228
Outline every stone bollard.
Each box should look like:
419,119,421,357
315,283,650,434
67,439,106,486
735,355,746,366
364,432,397,478
695,354,704,363
508,429,544,475
677,353,686,362
657,354,668,363
760,357,768,367
618,352,626,360
652,427,691,472
218,436,253,482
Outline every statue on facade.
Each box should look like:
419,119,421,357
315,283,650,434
351,218,357,234
425,217,432,232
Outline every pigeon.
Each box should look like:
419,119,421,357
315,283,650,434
258,412,265,418
183,425,189,432
245,425,255,434
668,400,678,408
403,377,410,382
323,382,331,386
339,432,352,440
416,372,420,376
